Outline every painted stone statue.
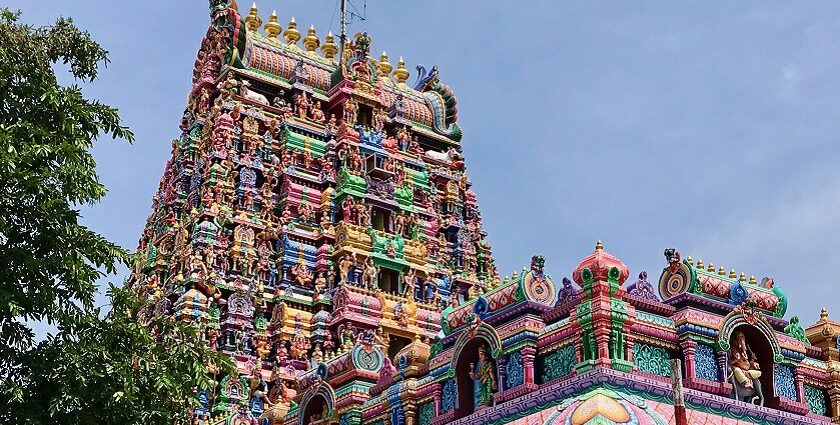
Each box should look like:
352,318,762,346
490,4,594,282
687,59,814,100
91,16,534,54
469,345,497,407
730,331,762,389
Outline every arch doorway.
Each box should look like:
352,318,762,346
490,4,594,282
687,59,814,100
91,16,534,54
454,338,498,418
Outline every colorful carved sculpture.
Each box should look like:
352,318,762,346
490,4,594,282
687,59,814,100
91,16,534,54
129,3,839,424
469,345,497,408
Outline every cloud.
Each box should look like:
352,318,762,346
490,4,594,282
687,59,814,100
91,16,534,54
777,63,801,102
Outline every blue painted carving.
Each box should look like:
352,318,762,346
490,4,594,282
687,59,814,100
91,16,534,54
249,396,264,416
195,389,210,416
339,413,349,425
774,364,797,401
804,385,828,416
540,345,576,383
694,344,719,382
390,404,405,425
473,295,489,319
505,351,524,390
729,281,748,305
836,336,840,352
441,379,456,413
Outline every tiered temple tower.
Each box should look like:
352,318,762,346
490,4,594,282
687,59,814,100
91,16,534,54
129,2,840,425
127,1,498,423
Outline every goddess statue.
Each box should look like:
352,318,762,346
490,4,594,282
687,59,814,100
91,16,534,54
469,345,497,407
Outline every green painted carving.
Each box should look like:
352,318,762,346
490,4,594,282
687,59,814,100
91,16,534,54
336,168,367,198
773,284,788,317
805,385,828,416
255,314,267,331
541,345,576,383
632,342,671,377
395,185,414,211
282,127,326,157
418,401,434,425
429,338,442,359
784,316,810,344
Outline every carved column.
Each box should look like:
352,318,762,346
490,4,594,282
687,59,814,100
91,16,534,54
716,350,729,383
404,401,417,425
625,334,635,365
521,346,536,385
828,385,840,423
497,355,507,389
433,384,442,415
680,339,697,381
794,367,805,403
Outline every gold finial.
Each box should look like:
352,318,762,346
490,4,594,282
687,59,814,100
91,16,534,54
595,240,604,251
729,269,736,279
739,272,746,283
379,51,393,84
393,56,410,85
245,3,262,32
821,307,829,321
321,31,337,60
686,256,693,265
264,10,281,39
718,266,725,275
749,275,756,285
707,262,714,272
303,25,319,53
283,17,300,47
696,259,703,269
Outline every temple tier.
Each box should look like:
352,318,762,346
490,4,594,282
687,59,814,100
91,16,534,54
127,2,840,424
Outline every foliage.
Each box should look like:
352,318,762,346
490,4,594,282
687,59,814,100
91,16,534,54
0,9,233,424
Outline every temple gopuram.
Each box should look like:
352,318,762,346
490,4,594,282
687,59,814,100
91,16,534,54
126,1,840,424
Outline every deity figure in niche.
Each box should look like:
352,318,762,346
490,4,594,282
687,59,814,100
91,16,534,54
361,258,376,290
730,331,762,389
469,345,497,407
313,272,327,301
338,253,355,284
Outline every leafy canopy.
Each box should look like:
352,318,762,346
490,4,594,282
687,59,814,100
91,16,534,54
0,9,232,424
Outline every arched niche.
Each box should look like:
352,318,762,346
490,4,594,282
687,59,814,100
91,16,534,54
716,305,783,407
449,321,501,419
717,305,782,363
298,381,336,425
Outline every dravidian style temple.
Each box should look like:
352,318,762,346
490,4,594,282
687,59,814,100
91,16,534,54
126,2,840,424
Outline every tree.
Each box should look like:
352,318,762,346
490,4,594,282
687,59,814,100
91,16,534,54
0,9,233,424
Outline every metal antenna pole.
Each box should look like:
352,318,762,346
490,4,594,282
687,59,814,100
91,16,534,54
339,0,347,61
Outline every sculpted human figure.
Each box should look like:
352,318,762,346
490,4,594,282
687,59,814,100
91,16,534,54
310,101,325,123
402,269,417,299
313,272,327,300
338,253,355,284
730,331,762,389
295,92,310,119
469,346,497,407
342,196,355,223
361,257,376,290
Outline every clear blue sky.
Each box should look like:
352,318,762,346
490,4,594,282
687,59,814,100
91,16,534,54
9,1,840,324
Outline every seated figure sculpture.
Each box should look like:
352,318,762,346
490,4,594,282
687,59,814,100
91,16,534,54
729,330,764,405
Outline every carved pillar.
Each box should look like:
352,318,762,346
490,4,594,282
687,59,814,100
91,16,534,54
794,367,805,403
404,401,417,425
497,355,507,389
828,386,840,423
595,326,610,361
522,346,536,385
681,339,697,381
716,350,729,383
433,385,442,415
625,334,635,365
